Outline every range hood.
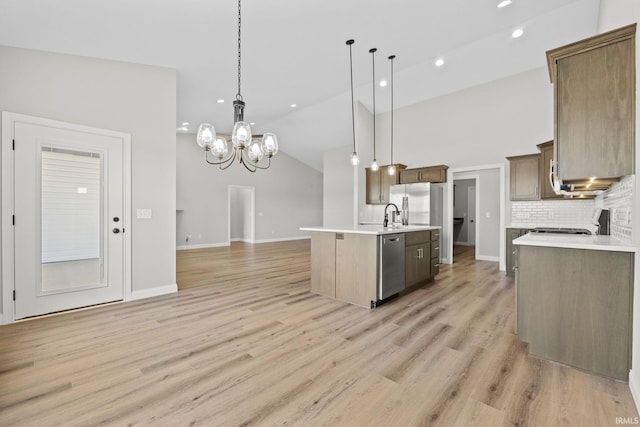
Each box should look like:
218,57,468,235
549,160,618,197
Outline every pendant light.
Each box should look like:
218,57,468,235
388,55,397,176
370,48,379,172
346,39,359,166
196,0,278,172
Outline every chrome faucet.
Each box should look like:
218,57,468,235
383,203,400,228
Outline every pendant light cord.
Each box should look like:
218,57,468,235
236,0,243,101
389,55,395,165
370,48,377,162
347,40,356,155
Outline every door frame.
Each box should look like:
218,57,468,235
446,164,505,267
1,112,132,324
452,176,479,250
227,185,255,244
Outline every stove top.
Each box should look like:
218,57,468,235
531,227,592,235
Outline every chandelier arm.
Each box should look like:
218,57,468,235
238,153,258,173
204,147,235,167
243,153,272,170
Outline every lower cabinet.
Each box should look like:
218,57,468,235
516,245,633,381
505,228,532,276
405,230,436,287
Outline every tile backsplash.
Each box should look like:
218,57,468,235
510,199,596,231
594,175,633,244
510,175,634,244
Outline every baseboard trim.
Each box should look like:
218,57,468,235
176,242,230,250
629,369,640,414
130,284,178,301
476,255,500,262
253,236,310,244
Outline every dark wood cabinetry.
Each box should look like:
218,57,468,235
547,24,636,182
507,154,540,201
399,165,448,184
536,141,562,199
505,228,532,276
405,230,440,286
365,164,406,205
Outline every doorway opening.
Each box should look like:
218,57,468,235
228,186,255,244
453,178,477,259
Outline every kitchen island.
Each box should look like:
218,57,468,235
301,225,441,308
513,233,635,380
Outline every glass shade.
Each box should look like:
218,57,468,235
388,164,396,175
351,152,359,166
247,140,264,163
260,133,278,157
196,123,216,148
371,160,379,171
232,121,252,149
210,137,229,159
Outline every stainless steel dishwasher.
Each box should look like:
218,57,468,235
378,233,405,301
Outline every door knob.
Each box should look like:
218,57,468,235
113,228,121,234
113,217,120,222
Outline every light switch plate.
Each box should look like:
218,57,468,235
137,209,152,219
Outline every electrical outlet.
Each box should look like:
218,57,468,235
137,209,152,219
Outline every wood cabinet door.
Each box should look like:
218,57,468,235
556,38,634,180
335,233,377,307
509,155,540,201
399,169,420,184
405,245,420,287
417,242,431,282
538,143,562,199
365,167,382,204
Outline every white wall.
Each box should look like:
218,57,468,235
597,0,640,412
323,145,355,227
0,45,177,314
176,133,323,247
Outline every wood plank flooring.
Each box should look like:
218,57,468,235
0,240,637,426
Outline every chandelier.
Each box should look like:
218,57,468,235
196,0,278,172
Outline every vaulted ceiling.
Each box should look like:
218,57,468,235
0,0,601,170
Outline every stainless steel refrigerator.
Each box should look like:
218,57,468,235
390,183,431,225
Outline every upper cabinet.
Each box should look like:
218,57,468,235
507,154,540,201
547,24,636,182
365,164,406,205
399,165,448,184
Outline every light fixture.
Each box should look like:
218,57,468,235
196,0,277,172
388,55,397,176
497,0,512,8
347,39,359,166
512,28,524,38
370,48,379,172
435,58,444,67
181,122,190,126
379,80,387,87
217,99,225,104
290,103,297,108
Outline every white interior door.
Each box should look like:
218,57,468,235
13,121,125,319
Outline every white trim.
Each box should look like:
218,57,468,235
476,255,500,262
1,112,132,324
253,236,311,244
130,284,177,301
452,174,480,260
176,242,230,250
630,369,640,413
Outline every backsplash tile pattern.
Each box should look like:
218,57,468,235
510,199,595,230
595,175,633,244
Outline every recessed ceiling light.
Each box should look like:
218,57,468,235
379,80,387,87
177,126,188,132
497,0,512,8
512,28,524,38
217,99,225,103
435,58,445,67
290,103,297,108
250,122,255,126
181,122,189,126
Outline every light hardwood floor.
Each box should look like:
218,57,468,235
0,240,637,426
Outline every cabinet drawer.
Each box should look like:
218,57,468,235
431,244,440,259
431,257,440,276
405,231,430,245
431,230,440,241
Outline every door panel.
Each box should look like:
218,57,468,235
14,122,124,319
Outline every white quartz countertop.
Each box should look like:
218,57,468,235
300,225,441,236
513,233,636,253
